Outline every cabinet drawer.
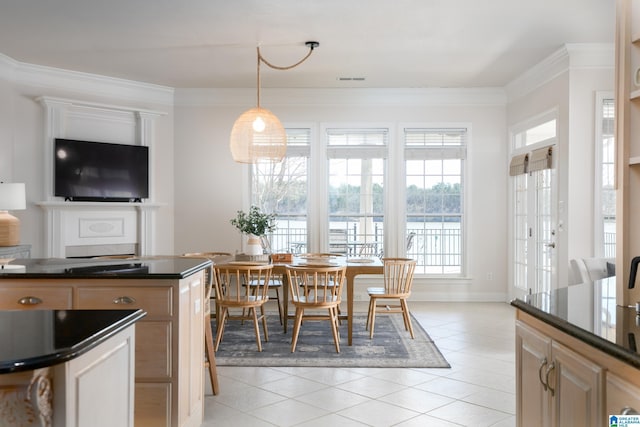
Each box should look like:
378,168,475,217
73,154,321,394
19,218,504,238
0,287,73,309
77,287,172,316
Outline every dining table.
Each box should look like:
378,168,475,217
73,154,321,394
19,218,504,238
212,254,384,346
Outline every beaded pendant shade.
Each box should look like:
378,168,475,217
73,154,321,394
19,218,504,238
230,41,319,164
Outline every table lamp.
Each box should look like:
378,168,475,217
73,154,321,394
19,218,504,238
0,182,26,246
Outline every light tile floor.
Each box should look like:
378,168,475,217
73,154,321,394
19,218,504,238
202,302,516,427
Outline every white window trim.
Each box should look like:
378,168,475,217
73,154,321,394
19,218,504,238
400,122,471,278
319,122,394,253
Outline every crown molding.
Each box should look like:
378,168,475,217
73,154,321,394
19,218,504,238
175,87,507,108
505,43,614,103
0,52,18,82
0,52,174,106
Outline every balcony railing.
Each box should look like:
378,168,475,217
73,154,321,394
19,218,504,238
269,221,462,274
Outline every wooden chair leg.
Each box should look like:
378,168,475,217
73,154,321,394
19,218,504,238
366,297,375,331
274,287,283,325
329,307,340,353
260,304,269,342
368,297,378,338
251,307,263,352
290,308,304,352
401,299,415,338
214,307,228,351
204,313,219,395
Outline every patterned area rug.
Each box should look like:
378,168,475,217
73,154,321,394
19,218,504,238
212,313,450,368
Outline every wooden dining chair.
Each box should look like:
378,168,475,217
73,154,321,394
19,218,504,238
286,265,347,353
366,258,417,339
213,263,273,352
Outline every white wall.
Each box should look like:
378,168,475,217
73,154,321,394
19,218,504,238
0,44,612,302
0,55,176,257
174,88,510,301
505,44,614,295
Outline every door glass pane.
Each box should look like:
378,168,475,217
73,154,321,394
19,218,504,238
534,169,553,294
513,174,528,290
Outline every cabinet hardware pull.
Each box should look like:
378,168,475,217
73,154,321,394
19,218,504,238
545,362,556,396
538,357,548,391
622,406,639,415
113,296,136,305
18,296,43,305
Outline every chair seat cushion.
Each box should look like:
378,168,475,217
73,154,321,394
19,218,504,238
367,287,385,295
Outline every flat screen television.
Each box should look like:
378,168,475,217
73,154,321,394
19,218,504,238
54,138,149,202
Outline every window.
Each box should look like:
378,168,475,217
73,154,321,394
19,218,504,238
514,118,556,149
596,95,615,257
250,124,469,276
405,128,466,274
251,128,310,253
326,129,387,257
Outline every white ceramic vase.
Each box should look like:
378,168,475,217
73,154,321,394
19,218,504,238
245,234,263,255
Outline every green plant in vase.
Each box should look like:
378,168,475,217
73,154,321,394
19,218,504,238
230,206,276,255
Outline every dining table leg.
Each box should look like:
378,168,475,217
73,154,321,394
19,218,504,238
346,272,355,346
282,270,289,333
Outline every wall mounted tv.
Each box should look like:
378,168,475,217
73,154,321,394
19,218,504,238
54,138,149,202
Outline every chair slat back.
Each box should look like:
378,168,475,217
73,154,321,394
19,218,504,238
382,258,416,296
182,252,231,301
214,264,273,304
286,265,346,305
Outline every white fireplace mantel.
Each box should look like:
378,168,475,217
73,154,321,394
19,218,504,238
36,96,167,258
37,201,163,258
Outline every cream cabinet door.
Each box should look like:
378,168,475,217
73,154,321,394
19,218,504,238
549,341,604,427
516,321,552,427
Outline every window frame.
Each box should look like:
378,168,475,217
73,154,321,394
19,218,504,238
401,123,470,277
248,121,471,277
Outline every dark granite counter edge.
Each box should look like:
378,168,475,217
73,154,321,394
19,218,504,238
511,298,640,370
0,259,212,280
0,309,147,374
177,259,212,279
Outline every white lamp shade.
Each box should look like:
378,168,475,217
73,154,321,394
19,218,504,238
230,107,287,163
0,183,26,210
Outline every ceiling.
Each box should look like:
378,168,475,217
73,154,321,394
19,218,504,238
0,0,615,89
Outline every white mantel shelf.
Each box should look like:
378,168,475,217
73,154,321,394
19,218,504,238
36,201,165,209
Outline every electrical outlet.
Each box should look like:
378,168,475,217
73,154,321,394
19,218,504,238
487,272,493,281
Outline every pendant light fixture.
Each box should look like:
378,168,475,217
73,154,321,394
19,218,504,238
230,41,319,164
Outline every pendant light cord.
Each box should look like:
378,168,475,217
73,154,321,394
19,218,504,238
256,42,319,108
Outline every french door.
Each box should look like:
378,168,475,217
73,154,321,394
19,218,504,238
513,166,557,299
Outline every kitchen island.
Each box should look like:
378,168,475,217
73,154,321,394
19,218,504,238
511,277,640,427
0,309,145,427
0,257,211,427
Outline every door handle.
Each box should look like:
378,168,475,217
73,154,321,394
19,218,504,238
545,362,556,396
546,243,556,249
538,357,548,391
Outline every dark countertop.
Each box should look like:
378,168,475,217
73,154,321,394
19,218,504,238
0,257,211,280
0,309,146,374
511,276,640,369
